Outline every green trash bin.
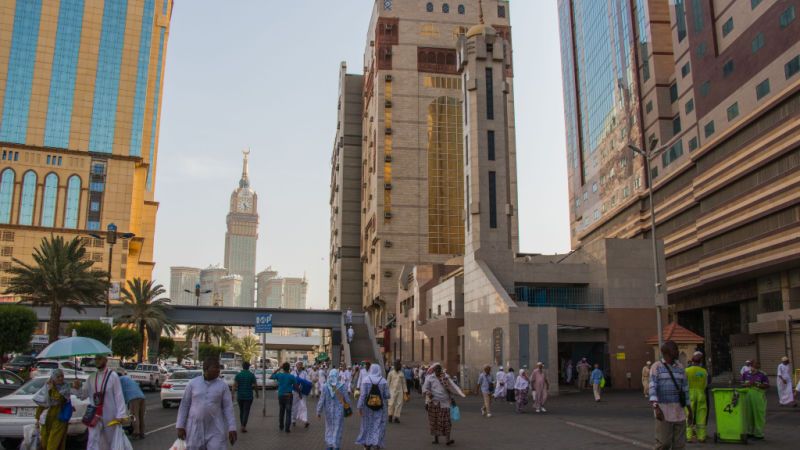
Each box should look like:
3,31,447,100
712,388,749,444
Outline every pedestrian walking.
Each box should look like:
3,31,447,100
310,365,319,398
403,365,414,395
233,362,258,433
685,352,708,443
176,357,237,449
346,307,353,325
423,363,464,446
347,326,355,344
777,356,796,407
739,360,752,380
505,368,516,403
356,364,389,449
649,340,689,450
387,361,408,423
117,369,146,440
642,361,652,398
577,358,590,390
413,366,421,393
292,361,311,429
590,364,604,402
565,360,574,385
532,362,549,413
73,355,128,450
513,369,529,413
316,368,351,450
270,362,297,433
742,361,769,440
342,366,353,393
493,367,506,400
476,365,493,417
32,369,72,450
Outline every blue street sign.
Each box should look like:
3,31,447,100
255,314,272,334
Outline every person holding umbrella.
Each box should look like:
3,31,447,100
73,355,128,450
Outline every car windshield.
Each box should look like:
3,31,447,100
169,371,202,380
10,356,35,365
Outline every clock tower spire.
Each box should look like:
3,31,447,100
224,149,259,308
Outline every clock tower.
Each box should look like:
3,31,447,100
224,150,259,307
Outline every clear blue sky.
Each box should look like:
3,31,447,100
153,1,571,309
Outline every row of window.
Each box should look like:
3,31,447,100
1,151,20,161
0,168,82,228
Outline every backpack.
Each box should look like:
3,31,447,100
366,383,383,411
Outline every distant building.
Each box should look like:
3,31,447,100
170,267,201,306
224,151,258,308
217,274,242,308
256,268,279,308
256,269,308,309
199,265,227,307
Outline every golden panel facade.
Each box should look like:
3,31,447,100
427,96,464,255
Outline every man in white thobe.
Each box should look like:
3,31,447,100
309,366,319,397
317,364,328,397
341,366,352,392
493,368,506,399
176,358,236,450
74,355,128,450
345,308,353,325
777,357,796,406
740,360,752,380
292,362,310,428
347,326,355,343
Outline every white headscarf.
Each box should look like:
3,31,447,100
362,363,386,389
326,369,344,397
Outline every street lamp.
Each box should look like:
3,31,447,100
184,283,212,307
89,223,135,317
628,138,670,352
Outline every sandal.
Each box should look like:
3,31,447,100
446,440,455,446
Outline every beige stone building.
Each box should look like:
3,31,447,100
558,0,800,376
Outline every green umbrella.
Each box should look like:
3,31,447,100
36,336,111,379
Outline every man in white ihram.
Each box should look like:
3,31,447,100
176,357,237,449
73,355,128,450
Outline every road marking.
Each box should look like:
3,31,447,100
563,420,650,449
145,422,176,436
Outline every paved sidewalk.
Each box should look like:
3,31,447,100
134,388,799,449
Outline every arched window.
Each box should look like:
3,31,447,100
64,175,81,229
18,171,37,226
40,173,58,227
0,169,14,224
458,4,465,14
443,3,450,13
426,2,433,12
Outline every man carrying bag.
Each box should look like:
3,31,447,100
649,341,690,450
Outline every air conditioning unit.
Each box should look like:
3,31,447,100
384,212,393,219
384,240,393,248
385,74,393,81
371,274,376,280
385,128,392,135
370,40,375,47
385,100,392,108
384,155,392,162
384,271,393,278
384,183,392,190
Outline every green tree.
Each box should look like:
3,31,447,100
231,335,260,365
185,325,231,345
111,328,141,361
117,278,175,363
158,336,175,360
4,236,107,343
0,305,38,367
67,320,112,345
198,343,226,362
172,344,192,364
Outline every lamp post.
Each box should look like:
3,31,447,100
184,283,212,307
89,223,135,317
628,139,669,352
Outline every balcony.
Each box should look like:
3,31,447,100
514,286,604,312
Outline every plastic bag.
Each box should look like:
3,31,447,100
32,385,49,407
110,425,133,450
21,424,40,450
169,438,188,450
600,377,606,389
450,404,461,422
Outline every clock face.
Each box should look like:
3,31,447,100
238,198,252,212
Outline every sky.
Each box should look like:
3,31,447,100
153,1,571,310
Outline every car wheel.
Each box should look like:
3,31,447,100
1,438,22,449
162,400,171,408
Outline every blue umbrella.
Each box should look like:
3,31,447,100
36,336,111,360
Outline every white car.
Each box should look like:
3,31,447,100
29,360,82,379
160,370,202,408
220,370,239,391
0,376,90,449
254,369,278,390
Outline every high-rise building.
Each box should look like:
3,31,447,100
558,0,800,375
357,0,512,329
256,267,278,308
282,276,308,310
329,63,364,312
170,266,200,306
224,151,258,308
0,0,173,290
257,269,308,310
199,265,227,307
217,274,242,308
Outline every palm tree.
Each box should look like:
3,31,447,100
117,278,174,362
5,236,107,343
172,344,193,365
185,325,231,345
231,335,261,364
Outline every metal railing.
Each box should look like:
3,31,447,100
514,286,604,312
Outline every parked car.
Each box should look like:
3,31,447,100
30,360,82,379
0,371,24,398
160,370,202,408
0,375,90,449
220,370,239,391
254,369,278,390
4,356,36,378
129,364,168,391
122,362,138,371
80,357,121,375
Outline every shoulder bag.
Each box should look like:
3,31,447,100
663,362,692,422
334,389,353,417
82,370,111,428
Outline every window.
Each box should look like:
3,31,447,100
442,3,449,13
426,2,433,12
0,169,14,224
699,81,710,97
583,191,588,201
696,42,707,57
458,4,465,14
91,163,106,175
685,98,694,114
661,141,684,167
90,201,100,212
723,59,735,78
40,173,58,227
681,62,691,78
755,79,770,100
752,33,765,53
643,60,651,81
675,0,687,42
487,130,495,160
90,182,105,192
780,6,796,28
18,171,37,226
692,0,704,32
726,102,739,121
64,175,80,229
650,166,659,180
673,116,682,134
785,55,800,79
498,5,506,18
669,83,678,103
722,18,734,37
688,136,698,151
704,121,715,137
485,68,494,120
592,183,598,193
488,171,497,229
751,0,762,8
645,101,653,113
